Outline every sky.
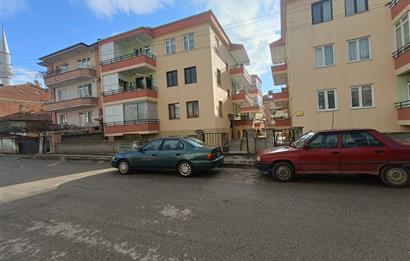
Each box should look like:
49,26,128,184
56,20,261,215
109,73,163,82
2,0,282,93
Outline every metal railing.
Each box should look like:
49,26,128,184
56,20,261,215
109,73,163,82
46,96,97,104
395,100,410,108
104,119,159,127
43,66,95,78
390,0,399,7
393,42,409,58
103,84,157,97
100,50,156,66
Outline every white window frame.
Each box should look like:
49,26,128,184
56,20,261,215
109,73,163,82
79,84,92,98
314,44,335,68
394,13,410,51
57,88,67,102
347,36,371,62
165,38,176,55
59,113,68,125
350,84,375,109
183,32,195,51
408,82,410,100
316,89,338,111
77,57,91,69
79,111,92,126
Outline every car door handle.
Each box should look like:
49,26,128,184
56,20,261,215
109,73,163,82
331,151,340,155
376,150,384,154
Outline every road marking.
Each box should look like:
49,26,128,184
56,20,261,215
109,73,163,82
0,168,116,204
46,161,63,167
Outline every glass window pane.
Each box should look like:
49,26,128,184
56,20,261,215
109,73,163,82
359,38,370,60
327,90,336,109
183,36,188,50
403,19,409,45
345,0,355,16
310,134,338,149
357,0,367,13
324,45,334,65
361,85,373,107
322,0,332,22
348,41,357,61
315,47,323,66
312,3,322,24
396,25,403,49
317,91,326,110
189,33,195,49
143,140,162,151
351,87,360,107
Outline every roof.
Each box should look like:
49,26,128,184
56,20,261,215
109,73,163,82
0,111,51,122
313,128,377,133
39,42,97,63
0,30,10,54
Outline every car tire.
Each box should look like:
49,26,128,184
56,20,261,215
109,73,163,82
117,160,132,175
380,165,409,187
177,161,193,177
272,162,295,182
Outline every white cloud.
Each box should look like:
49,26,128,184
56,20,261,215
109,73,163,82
194,0,281,77
2,0,27,17
84,0,175,18
13,67,44,86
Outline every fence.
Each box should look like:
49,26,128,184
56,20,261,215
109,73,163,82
200,132,229,149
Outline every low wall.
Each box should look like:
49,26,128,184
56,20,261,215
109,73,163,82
56,141,134,155
0,137,18,154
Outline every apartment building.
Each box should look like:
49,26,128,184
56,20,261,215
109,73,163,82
263,87,290,129
40,11,255,144
271,0,410,136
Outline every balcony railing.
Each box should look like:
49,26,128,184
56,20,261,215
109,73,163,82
100,50,156,66
390,0,399,7
104,119,159,128
103,84,158,96
393,43,410,59
395,100,410,108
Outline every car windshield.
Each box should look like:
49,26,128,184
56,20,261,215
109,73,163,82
185,137,206,147
291,132,316,148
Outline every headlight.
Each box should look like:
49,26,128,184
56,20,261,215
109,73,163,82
256,156,261,161
112,155,116,160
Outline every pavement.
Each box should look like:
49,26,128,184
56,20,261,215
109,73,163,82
0,156,409,260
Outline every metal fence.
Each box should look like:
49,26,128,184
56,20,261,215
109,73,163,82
201,132,229,148
103,84,157,97
100,50,156,66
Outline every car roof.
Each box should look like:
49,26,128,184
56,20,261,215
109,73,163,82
312,128,376,133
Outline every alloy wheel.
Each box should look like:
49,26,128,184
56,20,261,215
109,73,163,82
119,161,129,174
385,167,408,186
179,162,192,176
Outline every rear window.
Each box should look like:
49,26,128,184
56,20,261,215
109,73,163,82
342,131,384,148
185,137,206,147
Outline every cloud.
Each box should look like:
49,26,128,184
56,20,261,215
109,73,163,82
2,0,27,17
194,0,281,77
84,0,175,18
13,67,44,86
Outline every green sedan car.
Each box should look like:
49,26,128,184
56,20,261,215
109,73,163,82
111,137,224,177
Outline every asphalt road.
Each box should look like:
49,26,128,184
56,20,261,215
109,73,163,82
0,157,409,261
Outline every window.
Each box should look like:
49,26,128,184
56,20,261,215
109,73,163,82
408,82,410,100
104,104,124,123
57,89,66,101
79,84,92,98
345,0,368,16
79,111,92,126
168,103,180,120
317,89,337,111
309,133,339,149
165,38,176,55
183,33,195,50
184,66,197,84
218,101,223,117
348,37,370,62
123,102,158,122
312,0,332,25
56,63,69,73
217,69,222,86
166,70,178,87
142,140,163,152
59,114,67,125
342,131,383,148
395,13,409,51
161,139,184,151
351,85,374,109
315,44,334,67
77,57,91,68
187,101,199,118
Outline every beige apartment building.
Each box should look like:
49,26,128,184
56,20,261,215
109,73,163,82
40,11,259,146
271,0,410,136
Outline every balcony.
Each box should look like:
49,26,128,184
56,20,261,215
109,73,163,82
274,117,292,129
103,85,158,104
44,97,98,112
395,100,410,125
390,0,409,20
230,66,251,86
271,64,288,85
272,91,289,100
240,105,263,114
393,43,410,75
100,51,156,73
247,87,262,97
104,119,160,136
44,67,97,86
232,90,253,106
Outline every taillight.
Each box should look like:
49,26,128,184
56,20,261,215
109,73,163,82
207,153,216,160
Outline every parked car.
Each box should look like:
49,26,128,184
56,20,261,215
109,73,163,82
256,129,410,187
111,137,224,177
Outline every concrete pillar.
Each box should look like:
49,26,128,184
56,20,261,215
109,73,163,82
246,129,255,154
266,129,274,148
38,134,44,154
50,133,62,153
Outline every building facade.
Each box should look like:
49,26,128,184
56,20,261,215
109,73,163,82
40,11,257,143
271,0,410,135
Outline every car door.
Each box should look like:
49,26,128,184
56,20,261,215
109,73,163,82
135,139,163,169
299,132,340,173
338,131,390,174
158,139,185,169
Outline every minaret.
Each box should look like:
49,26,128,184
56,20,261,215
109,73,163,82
0,27,12,86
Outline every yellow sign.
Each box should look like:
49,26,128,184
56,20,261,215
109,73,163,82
295,111,304,117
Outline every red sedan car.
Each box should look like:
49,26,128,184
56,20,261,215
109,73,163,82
256,129,410,187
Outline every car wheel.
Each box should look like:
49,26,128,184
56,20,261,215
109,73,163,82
177,161,193,177
272,162,295,182
380,165,409,187
118,160,131,175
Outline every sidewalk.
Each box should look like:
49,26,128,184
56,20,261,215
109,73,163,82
1,153,256,169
